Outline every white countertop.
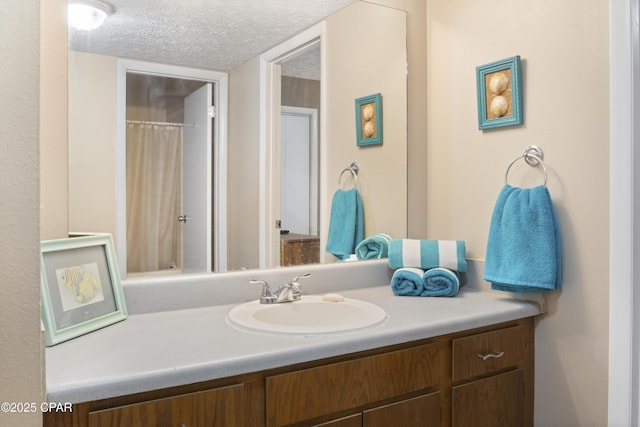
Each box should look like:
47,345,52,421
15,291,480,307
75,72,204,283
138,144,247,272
45,284,540,404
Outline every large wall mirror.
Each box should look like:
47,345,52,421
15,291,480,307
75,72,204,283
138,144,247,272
66,0,407,279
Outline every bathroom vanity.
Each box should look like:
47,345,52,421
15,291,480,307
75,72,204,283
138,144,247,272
42,262,539,427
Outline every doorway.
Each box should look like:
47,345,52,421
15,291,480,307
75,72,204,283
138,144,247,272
125,74,212,274
279,106,320,266
259,23,324,268
115,59,228,277
280,106,319,236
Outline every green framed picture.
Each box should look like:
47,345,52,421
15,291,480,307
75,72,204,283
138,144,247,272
476,55,523,130
40,233,127,346
355,93,383,146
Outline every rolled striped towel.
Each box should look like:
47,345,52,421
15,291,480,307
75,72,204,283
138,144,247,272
390,268,425,296
388,239,467,272
355,233,392,260
421,268,460,297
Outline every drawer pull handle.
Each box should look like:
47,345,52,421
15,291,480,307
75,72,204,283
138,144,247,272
477,351,504,361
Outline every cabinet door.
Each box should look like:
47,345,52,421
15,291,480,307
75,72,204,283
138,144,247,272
88,384,243,427
312,414,362,427
452,369,526,427
266,343,443,426
363,393,441,427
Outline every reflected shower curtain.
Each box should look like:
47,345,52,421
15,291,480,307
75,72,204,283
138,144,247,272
126,123,182,273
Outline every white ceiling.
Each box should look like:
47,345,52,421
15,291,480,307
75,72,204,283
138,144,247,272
68,0,354,78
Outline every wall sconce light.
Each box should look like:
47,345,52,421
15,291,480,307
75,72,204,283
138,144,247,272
68,0,113,31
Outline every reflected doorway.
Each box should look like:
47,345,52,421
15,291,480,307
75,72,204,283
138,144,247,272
279,106,320,266
115,59,228,278
125,74,213,274
278,43,321,267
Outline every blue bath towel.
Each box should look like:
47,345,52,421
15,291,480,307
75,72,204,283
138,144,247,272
391,267,460,297
391,268,426,296
484,185,562,293
326,188,364,259
355,233,392,260
422,268,460,297
388,239,467,272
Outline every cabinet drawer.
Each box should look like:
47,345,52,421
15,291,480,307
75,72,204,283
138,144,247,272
87,384,244,427
452,325,528,382
266,342,444,427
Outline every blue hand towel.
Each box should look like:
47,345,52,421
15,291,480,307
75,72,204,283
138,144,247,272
422,268,460,297
388,239,467,272
355,233,392,260
484,184,562,293
326,188,364,259
391,268,426,296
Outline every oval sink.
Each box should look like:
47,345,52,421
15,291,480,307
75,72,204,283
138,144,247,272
227,295,388,335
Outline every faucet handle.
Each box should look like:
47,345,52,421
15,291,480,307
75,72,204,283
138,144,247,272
290,273,311,287
249,279,275,301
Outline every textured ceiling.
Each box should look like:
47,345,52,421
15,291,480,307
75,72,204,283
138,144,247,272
69,0,353,79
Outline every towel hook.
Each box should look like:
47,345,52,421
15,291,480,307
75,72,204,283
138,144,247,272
505,145,548,187
338,162,359,189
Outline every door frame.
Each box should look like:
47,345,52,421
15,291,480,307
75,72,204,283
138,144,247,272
115,59,228,276
259,22,325,268
608,0,640,424
281,106,319,236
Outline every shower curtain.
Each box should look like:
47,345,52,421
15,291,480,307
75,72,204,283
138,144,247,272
126,123,182,273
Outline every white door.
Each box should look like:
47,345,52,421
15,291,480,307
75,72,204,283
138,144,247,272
280,106,318,236
182,83,213,273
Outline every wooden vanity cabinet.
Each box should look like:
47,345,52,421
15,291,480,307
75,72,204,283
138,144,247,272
43,381,261,427
312,393,441,427
362,393,442,427
265,343,445,427
43,317,534,427
87,384,243,427
451,323,534,427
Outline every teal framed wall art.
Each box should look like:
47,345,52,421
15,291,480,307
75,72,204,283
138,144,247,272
476,56,523,130
355,93,383,146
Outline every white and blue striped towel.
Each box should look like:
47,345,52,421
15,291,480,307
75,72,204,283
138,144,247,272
388,239,467,272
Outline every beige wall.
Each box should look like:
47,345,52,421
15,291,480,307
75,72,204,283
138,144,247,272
67,52,118,242
40,0,68,241
426,1,610,425
282,76,321,109
227,56,262,270
1,1,43,426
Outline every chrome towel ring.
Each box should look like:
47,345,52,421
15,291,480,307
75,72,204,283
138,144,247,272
338,162,359,189
505,145,548,187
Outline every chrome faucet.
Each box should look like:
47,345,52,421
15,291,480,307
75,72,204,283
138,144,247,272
249,273,311,304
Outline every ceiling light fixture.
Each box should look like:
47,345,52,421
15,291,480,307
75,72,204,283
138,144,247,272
68,0,113,31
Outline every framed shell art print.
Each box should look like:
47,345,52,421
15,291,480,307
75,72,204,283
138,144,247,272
355,93,383,146
40,233,127,346
476,56,523,130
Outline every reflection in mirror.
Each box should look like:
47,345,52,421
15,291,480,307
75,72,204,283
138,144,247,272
125,74,207,274
257,1,408,269
68,55,228,278
66,1,407,279
279,44,321,266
